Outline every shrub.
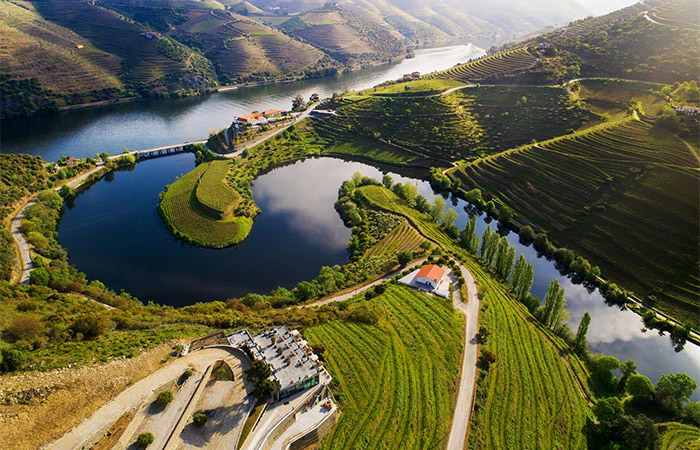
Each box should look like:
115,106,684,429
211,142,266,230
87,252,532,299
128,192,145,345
136,432,154,447
5,316,45,343
156,390,174,406
30,268,50,286
70,313,110,340
183,369,193,379
192,412,207,427
1,349,27,372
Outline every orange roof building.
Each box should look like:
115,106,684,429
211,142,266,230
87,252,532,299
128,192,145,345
263,109,285,117
415,264,446,288
235,113,267,124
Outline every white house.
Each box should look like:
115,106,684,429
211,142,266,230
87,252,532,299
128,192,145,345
415,264,446,289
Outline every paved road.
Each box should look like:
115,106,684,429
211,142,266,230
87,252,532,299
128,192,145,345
300,258,427,308
45,347,248,450
446,263,481,450
10,165,107,284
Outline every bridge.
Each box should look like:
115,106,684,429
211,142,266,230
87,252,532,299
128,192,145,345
120,139,208,160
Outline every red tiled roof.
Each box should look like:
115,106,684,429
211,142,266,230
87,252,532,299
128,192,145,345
416,264,445,282
237,113,265,122
263,109,285,116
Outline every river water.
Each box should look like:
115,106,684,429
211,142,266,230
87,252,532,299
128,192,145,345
2,43,697,397
0,45,483,161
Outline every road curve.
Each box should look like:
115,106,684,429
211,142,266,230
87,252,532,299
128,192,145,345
446,263,480,450
10,165,107,284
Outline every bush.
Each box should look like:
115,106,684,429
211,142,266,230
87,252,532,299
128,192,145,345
70,313,110,340
156,390,174,406
136,432,154,447
5,316,45,343
1,348,27,372
193,412,207,427
30,268,50,286
183,368,193,379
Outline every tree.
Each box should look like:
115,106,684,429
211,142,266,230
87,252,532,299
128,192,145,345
519,225,535,243
397,251,414,266
400,183,418,207
542,280,566,331
573,312,591,354
494,237,515,279
193,412,208,427
429,197,446,222
459,215,479,254
443,209,458,228
656,373,697,413
30,267,50,286
382,174,393,189
245,359,275,398
309,93,319,103
510,254,533,301
593,397,625,425
594,355,621,388
627,374,655,400
419,241,432,252
292,94,305,111
156,390,174,406
618,360,637,390
498,206,513,224
136,432,154,447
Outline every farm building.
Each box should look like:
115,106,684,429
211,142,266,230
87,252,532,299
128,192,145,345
235,113,268,125
66,156,77,166
675,105,700,116
398,264,450,297
416,264,446,289
263,109,285,118
227,326,322,401
402,71,420,80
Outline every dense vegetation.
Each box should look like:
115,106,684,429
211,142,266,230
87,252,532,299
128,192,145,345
305,284,463,449
449,117,699,327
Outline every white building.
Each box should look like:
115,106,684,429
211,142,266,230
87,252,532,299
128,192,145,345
415,264,446,289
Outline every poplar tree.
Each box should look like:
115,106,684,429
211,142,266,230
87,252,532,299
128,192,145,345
543,279,566,330
495,238,515,279
480,226,492,258
574,312,591,353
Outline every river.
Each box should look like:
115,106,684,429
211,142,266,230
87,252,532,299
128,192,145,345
57,155,700,399
0,45,483,161
3,43,698,397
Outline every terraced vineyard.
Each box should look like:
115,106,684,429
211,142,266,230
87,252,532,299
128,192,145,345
658,422,700,450
32,0,214,86
647,0,700,30
158,163,252,248
365,221,423,257
305,284,463,450
354,184,593,448
195,161,239,218
0,0,122,95
428,48,537,83
450,118,700,326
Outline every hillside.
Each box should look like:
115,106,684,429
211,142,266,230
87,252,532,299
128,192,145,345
487,0,700,85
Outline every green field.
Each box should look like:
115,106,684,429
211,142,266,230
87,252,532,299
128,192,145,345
158,163,252,248
305,284,463,450
195,160,239,217
353,78,465,97
449,117,700,326
428,48,537,83
365,220,424,257
658,422,700,450
354,184,593,448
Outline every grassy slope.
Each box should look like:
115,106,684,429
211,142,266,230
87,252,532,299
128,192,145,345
365,220,423,257
0,0,122,94
356,184,593,448
449,117,700,326
158,163,252,248
353,78,465,97
428,48,537,83
305,284,463,450
195,160,239,216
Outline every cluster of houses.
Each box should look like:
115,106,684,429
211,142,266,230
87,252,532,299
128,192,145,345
674,105,700,117
228,326,325,401
234,109,286,126
401,71,420,81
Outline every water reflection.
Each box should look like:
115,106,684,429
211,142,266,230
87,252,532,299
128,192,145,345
1,45,484,161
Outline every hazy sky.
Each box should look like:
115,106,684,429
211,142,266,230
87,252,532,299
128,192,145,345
575,0,640,15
